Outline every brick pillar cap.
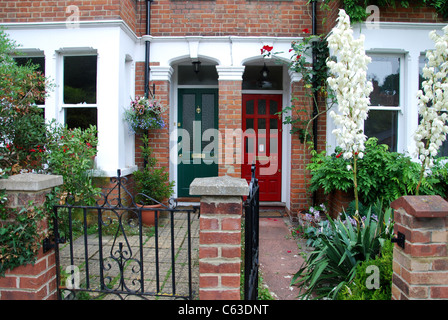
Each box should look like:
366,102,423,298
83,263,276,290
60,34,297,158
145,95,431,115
189,175,249,197
0,173,63,191
391,195,448,218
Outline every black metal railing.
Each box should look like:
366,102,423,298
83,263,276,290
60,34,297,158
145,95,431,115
51,170,199,300
244,164,260,300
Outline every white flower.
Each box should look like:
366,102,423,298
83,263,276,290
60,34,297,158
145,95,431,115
414,27,448,170
327,9,373,161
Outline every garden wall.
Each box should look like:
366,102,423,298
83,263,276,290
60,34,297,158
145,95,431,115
391,195,448,300
0,173,63,300
190,175,249,300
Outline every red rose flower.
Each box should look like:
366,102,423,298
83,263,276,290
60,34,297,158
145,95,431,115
302,28,310,34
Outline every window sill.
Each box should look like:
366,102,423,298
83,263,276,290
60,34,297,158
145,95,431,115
90,165,138,178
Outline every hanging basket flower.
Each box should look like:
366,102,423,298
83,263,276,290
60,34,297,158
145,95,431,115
124,96,166,134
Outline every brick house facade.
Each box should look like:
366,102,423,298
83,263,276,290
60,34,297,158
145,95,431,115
1,0,446,220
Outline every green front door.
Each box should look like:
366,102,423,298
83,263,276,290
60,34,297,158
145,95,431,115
177,89,219,197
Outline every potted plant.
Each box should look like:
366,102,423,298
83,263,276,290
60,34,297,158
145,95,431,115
133,134,174,226
124,96,166,134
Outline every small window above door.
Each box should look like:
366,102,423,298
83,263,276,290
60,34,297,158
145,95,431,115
243,65,283,90
178,65,218,85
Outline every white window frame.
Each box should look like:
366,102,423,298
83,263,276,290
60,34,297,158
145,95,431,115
365,52,405,152
57,48,98,126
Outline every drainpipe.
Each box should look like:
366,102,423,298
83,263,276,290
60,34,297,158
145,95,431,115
311,0,318,206
144,0,154,98
143,0,154,169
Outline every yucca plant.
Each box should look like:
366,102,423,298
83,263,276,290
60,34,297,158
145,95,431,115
292,200,394,299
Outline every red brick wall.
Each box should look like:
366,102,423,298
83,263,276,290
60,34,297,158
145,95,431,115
198,197,243,300
391,196,448,300
379,1,447,23
133,62,170,173
146,81,170,172
119,0,138,32
145,0,313,37
317,0,342,34
0,247,57,300
0,0,122,23
0,176,59,300
2,0,445,36
219,80,243,178
288,80,313,218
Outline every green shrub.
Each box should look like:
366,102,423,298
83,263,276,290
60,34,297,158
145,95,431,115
308,137,448,206
0,192,48,276
338,240,393,300
45,124,100,206
292,201,394,300
0,29,50,176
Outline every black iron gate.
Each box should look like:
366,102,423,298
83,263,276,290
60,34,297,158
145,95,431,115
49,170,199,300
244,164,260,300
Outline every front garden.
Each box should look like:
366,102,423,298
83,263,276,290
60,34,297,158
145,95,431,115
285,9,448,300
1,5,448,300
0,28,101,275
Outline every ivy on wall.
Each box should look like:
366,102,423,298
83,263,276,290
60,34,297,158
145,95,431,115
0,190,48,276
318,0,448,22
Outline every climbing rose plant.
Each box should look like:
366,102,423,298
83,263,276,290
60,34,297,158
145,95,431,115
414,25,448,194
326,9,373,213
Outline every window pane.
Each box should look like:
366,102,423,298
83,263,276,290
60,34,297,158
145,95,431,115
181,94,195,153
368,56,400,107
419,55,427,90
178,65,218,85
242,65,283,90
258,100,266,115
65,107,97,130
439,139,448,157
15,57,45,74
246,100,254,115
64,56,97,104
365,110,398,152
269,100,278,115
246,118,254,130
15,57,45,105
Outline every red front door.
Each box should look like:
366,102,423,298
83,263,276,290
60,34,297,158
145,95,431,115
242,94,282,202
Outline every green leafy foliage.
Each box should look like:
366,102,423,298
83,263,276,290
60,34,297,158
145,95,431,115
308,138,448,206
0,29,51,176
292,201,394,299
319,0,448,22
134,134,174,205
279,34,335,143
423,0,448,18
0,196,48,276
338,240,393,300
45,124,100,206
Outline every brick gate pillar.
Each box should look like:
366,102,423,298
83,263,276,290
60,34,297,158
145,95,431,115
391,195,448,300
190,175,249,300
0,173,63,300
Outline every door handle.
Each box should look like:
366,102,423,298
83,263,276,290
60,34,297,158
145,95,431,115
196,106,201,114
192,153,205,159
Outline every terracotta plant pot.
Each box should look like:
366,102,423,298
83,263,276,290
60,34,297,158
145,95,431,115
136,203,162,227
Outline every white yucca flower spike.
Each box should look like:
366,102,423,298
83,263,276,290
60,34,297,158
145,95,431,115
414,25,448,173
327,9,373,161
